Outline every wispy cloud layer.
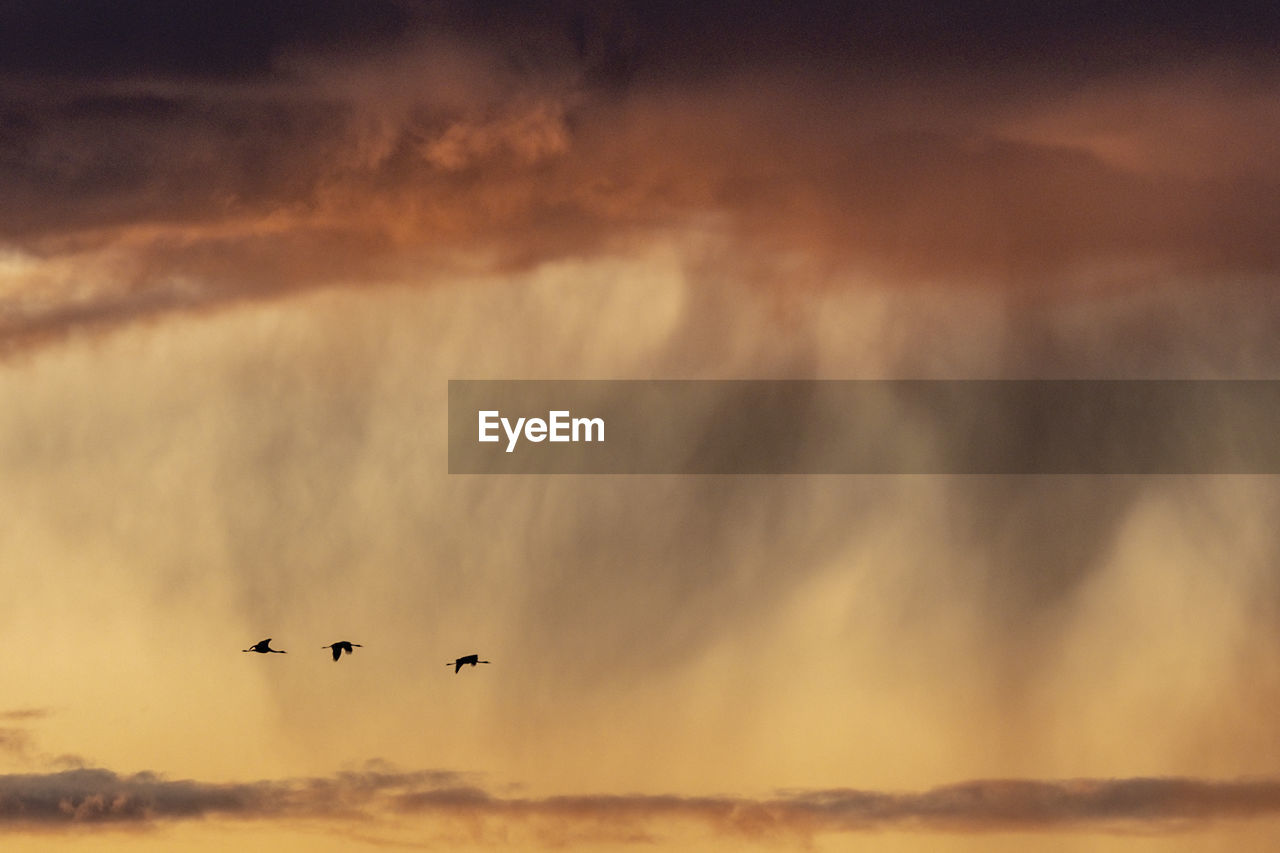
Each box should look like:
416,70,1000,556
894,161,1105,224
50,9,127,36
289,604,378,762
5,766,1280,842
0,710,50,723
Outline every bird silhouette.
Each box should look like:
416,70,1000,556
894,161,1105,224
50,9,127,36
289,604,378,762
447,653,490,673
322,641,362,661
243,638,286,654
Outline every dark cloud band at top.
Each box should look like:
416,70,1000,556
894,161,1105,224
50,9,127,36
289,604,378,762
1,4,1279,361
0,0,411,78
2,1,1279,82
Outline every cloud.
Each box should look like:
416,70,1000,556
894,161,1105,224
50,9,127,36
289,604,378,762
0,0,412,78
0,731,33,762
0,709,53,765
0,766,464,827
0,709,51,723
3,765,1280,843
1,6,1278,357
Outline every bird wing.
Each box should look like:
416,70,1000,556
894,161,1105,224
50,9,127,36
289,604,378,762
455,660,463,673
332,646,342,661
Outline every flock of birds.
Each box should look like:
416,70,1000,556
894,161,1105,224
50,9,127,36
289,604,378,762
242,638,490,672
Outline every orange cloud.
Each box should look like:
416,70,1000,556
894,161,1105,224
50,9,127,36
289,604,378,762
3,37,1279,357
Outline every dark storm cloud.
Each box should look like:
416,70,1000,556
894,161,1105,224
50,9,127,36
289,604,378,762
0,2,1278,355
5,764,1280,841
550,0,1280,88
0,0,411,78
2,80,1278,344
5,89,1278,269
0,730,32,761
9,0,1275,80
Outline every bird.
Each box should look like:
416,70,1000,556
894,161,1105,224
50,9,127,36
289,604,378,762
322,641,362,661
447,653,490,673
243,638,286,654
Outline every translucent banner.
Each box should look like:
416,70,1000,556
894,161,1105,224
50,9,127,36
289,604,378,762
448,380,1280,474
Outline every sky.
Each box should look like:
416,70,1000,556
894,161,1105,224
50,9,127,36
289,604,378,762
3,1,1280,850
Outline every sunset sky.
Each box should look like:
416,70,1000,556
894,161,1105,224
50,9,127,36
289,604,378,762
4,1,1280,850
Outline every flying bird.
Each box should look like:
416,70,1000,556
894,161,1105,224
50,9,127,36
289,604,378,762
243,638,286,654
322,641,362,661
447,654,490,673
